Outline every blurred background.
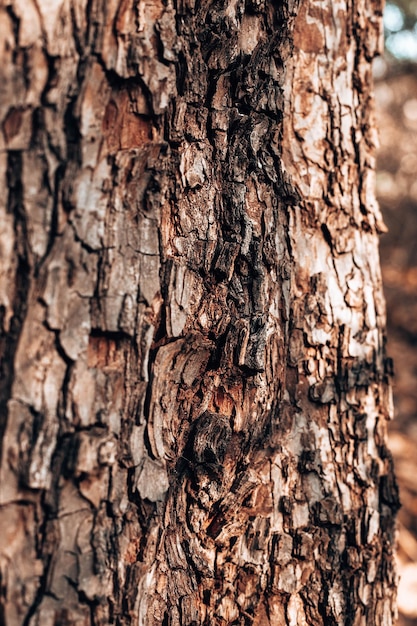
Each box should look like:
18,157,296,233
375,2,417,623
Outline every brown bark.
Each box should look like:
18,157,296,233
0,0,398,625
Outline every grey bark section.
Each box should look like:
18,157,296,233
0,0,398,625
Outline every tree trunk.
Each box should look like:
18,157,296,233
0,0,399,625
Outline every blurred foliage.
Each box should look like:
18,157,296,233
384,0,417,61
376,5,417,625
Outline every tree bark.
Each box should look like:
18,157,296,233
0,0,398,625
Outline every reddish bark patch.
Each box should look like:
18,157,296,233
293,4,325,54
87,334,123,369
2,107,23,142
102,91,153,152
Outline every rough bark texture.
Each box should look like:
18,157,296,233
0,0,398,625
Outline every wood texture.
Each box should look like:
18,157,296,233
0,0,398,624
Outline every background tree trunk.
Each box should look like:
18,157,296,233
0,0,398,625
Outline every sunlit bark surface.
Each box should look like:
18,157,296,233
0,0,398,624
